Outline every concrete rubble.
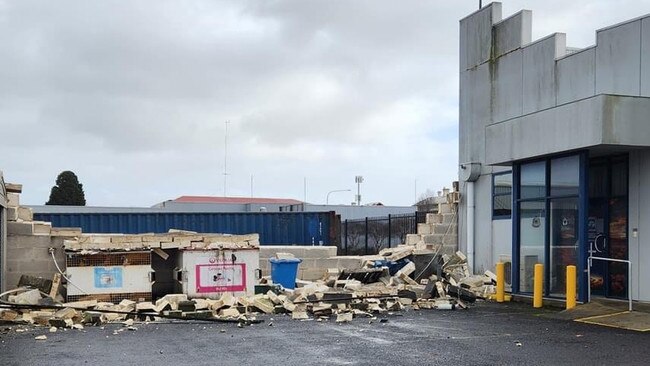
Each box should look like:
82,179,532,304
62,230,260,252
0,181,497,329
0,246,497,328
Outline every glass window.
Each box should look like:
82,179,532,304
493,172,512,218
549,197,579,297
521,161,546,199
519,200,546,293
551,156,579,196
493,195,512,218
589,164,607,198
516,153,584,298
494,173,512,194
611,160,628,197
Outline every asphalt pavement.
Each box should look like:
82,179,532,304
2,301,649,366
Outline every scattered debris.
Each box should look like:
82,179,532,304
34,335,47,341
0,200,497,327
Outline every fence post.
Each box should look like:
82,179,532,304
388,214,392,248
344,220,348,255
414,212,419,233
365,217,369,255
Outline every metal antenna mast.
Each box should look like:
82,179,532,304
223,120,230,196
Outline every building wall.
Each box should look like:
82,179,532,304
627,149,650,301
4,235,66,291
0,171,7,292
459,2,650,301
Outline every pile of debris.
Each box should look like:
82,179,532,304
1,246,497,328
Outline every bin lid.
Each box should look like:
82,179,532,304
269,258,302,263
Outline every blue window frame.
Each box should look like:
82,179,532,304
492,171,512,219
512,152,588,301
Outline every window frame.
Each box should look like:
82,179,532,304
492,171,513,220
512,152,588,301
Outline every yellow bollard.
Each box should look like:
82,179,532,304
496,262,505,303
566,265,577,310
533,263,543,308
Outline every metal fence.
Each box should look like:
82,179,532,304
340,212,432,255
35,211,336,246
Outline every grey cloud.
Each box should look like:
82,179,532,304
3,1,650,206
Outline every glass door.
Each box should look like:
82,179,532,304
588,156,628,298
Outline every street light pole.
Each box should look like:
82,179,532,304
326,189,351,205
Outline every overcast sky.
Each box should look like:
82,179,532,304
2,0,649,207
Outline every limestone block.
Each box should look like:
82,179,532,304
143,235,172,242
7,192,19,207
422,234,442,245
8,222,33,236
317,258,339,269
302,246,338,258
33,222,52,235
17,207,33,221
443,235,458,246
10,234,54,248
79,235,112,244
417,223,433,235
6,207,18,221
63,240,81,250
425,213,443,224
50,227,82,237
405,234,421,246
433,223,457,235
438,203,453,214
161,241,181,249
5,183,22,193
111,235,143,244
441,213,456,224
275,252,296,259
156,294,188,310
334,257,365,270
264,246,305,259
298,268,326,281
299,258,327,270
173,235,203,242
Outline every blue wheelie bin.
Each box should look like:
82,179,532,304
269,258,302,289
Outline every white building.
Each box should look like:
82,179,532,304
459,3,650,302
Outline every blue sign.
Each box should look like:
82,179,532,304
94,267,123,289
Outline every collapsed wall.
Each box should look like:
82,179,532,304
4,185,77,293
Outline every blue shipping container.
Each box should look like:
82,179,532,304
34,212,334,245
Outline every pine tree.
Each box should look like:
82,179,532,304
46,171,86,206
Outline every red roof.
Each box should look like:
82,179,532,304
174,196,303,205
